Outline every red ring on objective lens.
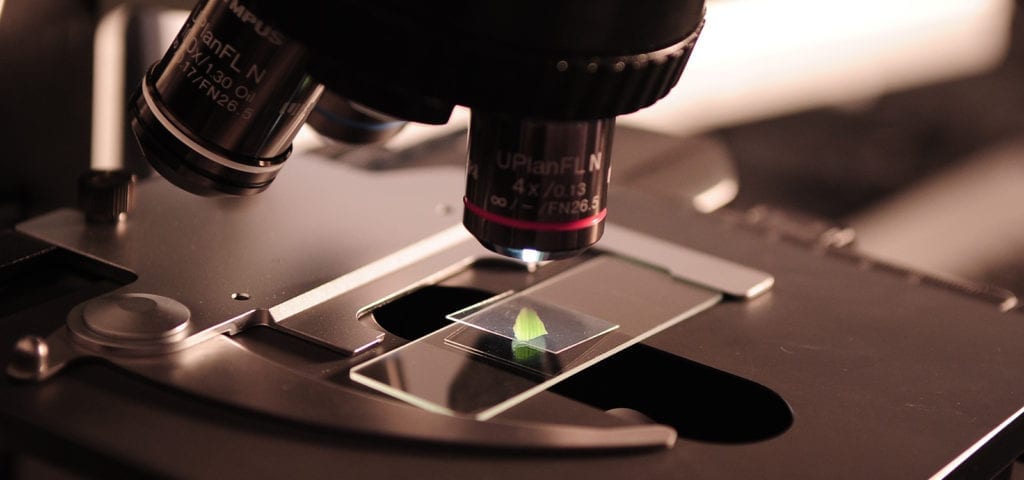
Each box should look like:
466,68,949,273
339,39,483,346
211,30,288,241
463,197,606,232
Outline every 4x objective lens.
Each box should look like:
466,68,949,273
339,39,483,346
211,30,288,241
463,112,614,261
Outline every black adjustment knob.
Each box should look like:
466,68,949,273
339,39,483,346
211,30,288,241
77,170,137,223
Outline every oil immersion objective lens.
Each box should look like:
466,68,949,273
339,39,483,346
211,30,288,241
130,0,323,195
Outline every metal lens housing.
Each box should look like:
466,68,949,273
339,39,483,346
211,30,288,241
463,112,614,261
306,90,407,145
130,0,322,196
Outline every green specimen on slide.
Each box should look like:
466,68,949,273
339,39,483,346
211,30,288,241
513,307,548,341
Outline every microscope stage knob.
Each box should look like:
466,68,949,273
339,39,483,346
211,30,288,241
77,169,137,223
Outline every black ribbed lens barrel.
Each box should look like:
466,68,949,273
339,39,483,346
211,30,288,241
463,112,614,261
130,0,322,196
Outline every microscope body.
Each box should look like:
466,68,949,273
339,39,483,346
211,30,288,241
3,1,1024,478
131,0,705,259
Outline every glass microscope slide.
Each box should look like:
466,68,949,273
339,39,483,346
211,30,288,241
350,255,722,420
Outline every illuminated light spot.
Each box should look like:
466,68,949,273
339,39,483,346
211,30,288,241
519,248,543,263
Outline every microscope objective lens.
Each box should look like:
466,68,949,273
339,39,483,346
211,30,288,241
130,0,322,196
463,112,614,260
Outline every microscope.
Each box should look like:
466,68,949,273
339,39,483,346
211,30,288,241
3,1,1024,478
130,0,705,261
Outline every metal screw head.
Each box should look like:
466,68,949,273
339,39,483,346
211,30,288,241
6,335,49,381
